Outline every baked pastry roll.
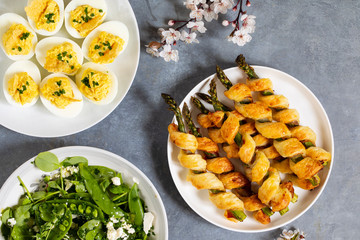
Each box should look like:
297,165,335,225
271,159,293,174
255,121,291,139
220,111,242,144
223,144,240,159
218,172,249,189
168,123,198,153
289,157,323,179
246,78,273,92
197,113,214,128
260,145,281,160
289,174,320,190
224,83,252,103
196,137,219,153
306,147,331,165
254,209,271,225
259,94,289,110
247,151,270,184
258,167,281,204
290,126,316,146
252,134,271,147
237,194,265,211
273,109,300,126
238,133,256,164
208,111,226,128
208,128,226,143
269,186,292,212
235,102,272,122
187,171,225,190
273,138,306,158
178,150,207,171
206,157,234,174
238,121,257,136
209,192,244,210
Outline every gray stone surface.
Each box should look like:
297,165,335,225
1,0,359,239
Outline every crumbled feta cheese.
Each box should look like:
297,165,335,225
143,212,154,234
7,218,16,227
111,177,121,186
106,217,135,240
110,216,119,223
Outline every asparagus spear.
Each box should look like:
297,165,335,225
216,65,233,90
161,93,186,133
196,92,232,112
182,102,202,138
191,96,209,114
235,54,259,80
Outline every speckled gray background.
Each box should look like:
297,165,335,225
1,0,359,239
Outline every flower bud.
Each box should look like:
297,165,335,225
168,20,175,26
246,0,251,7
148,41,162,50
232,6,237,11
232,22,236,27
222,20,229,26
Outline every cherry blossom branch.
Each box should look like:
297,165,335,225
146,0,256,62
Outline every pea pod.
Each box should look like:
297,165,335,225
128,183,144,226
79,163,125,218
42,199,105,222
77,220,103,240
10,204,33,240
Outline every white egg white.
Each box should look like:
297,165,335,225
35,36,83,75
0,13,38,61
3,60,41,108
75,62,118,105
40,73,83,118
82,21,129,63
64,0,108,39
26,0,64,36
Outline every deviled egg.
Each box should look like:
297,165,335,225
25,0,64,36
0,13,37,61
65,0,107,39
35,37,83,75
40,73,83,118
82,21,129,64
75,62,118,105
3,60,41,107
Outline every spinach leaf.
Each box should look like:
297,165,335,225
35,152,60,172
61,156,88,167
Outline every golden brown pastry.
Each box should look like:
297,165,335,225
247,151,270,184
238,194,265,211
289,157,323,179
178,150,207,171
252,134,271,148
208,111,226,128
238,133,256,164
197,113,214,128
220,111,242,144
224,83,252,103
273,109,300,126
208,128,226,144
269,186,292,212
254,209,271,225
218,172,249,189
258,167,281,204
246,78,273,92
168,123,198,153
290,126,316,146
273,138,306,158
289,174,320,190
209,192,244,210
271,159,293,174
260,145,281,160
235,102,272,122
186,171,225,190
196,137,219,153
255,121,291,139
223,144,240,159
306,147,331,165
259,94,289,110
206,157,234,174
238,121,257,136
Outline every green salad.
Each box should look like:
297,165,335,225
0,152,155,240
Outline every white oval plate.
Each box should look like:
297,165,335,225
0,0,140,137
0,146,168,240
167,66,334,232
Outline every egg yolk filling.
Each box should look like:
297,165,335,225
88,31,125,64
41,77,81,109
8,72,39,105
25,0,60,32
44,42,81,74
70,5,104,37
78,68,112,102
2,24,34,55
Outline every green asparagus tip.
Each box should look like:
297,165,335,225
235,54,246,67
262,207,274,217
231,210,247,222
279,207,289,216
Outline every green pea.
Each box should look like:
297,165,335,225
92,209,98,218
59,224,66,231
70,203,77,211
85,206,92,215
78,204,84,213
63,220,69,226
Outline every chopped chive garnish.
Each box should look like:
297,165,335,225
98,52,104,56
18,47,22,52
56,80,62,87
20,32,30,40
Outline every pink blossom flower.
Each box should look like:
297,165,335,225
180,30,199,44
187,21,207,33
189,7,204,21
159,45,179,62
213,0,234,14
228,28,252,46
241,14,256,33
203,3,218,22
161,28,181,44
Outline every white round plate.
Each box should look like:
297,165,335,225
167,66,334,232
0,0,140,137
0,146,168,240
